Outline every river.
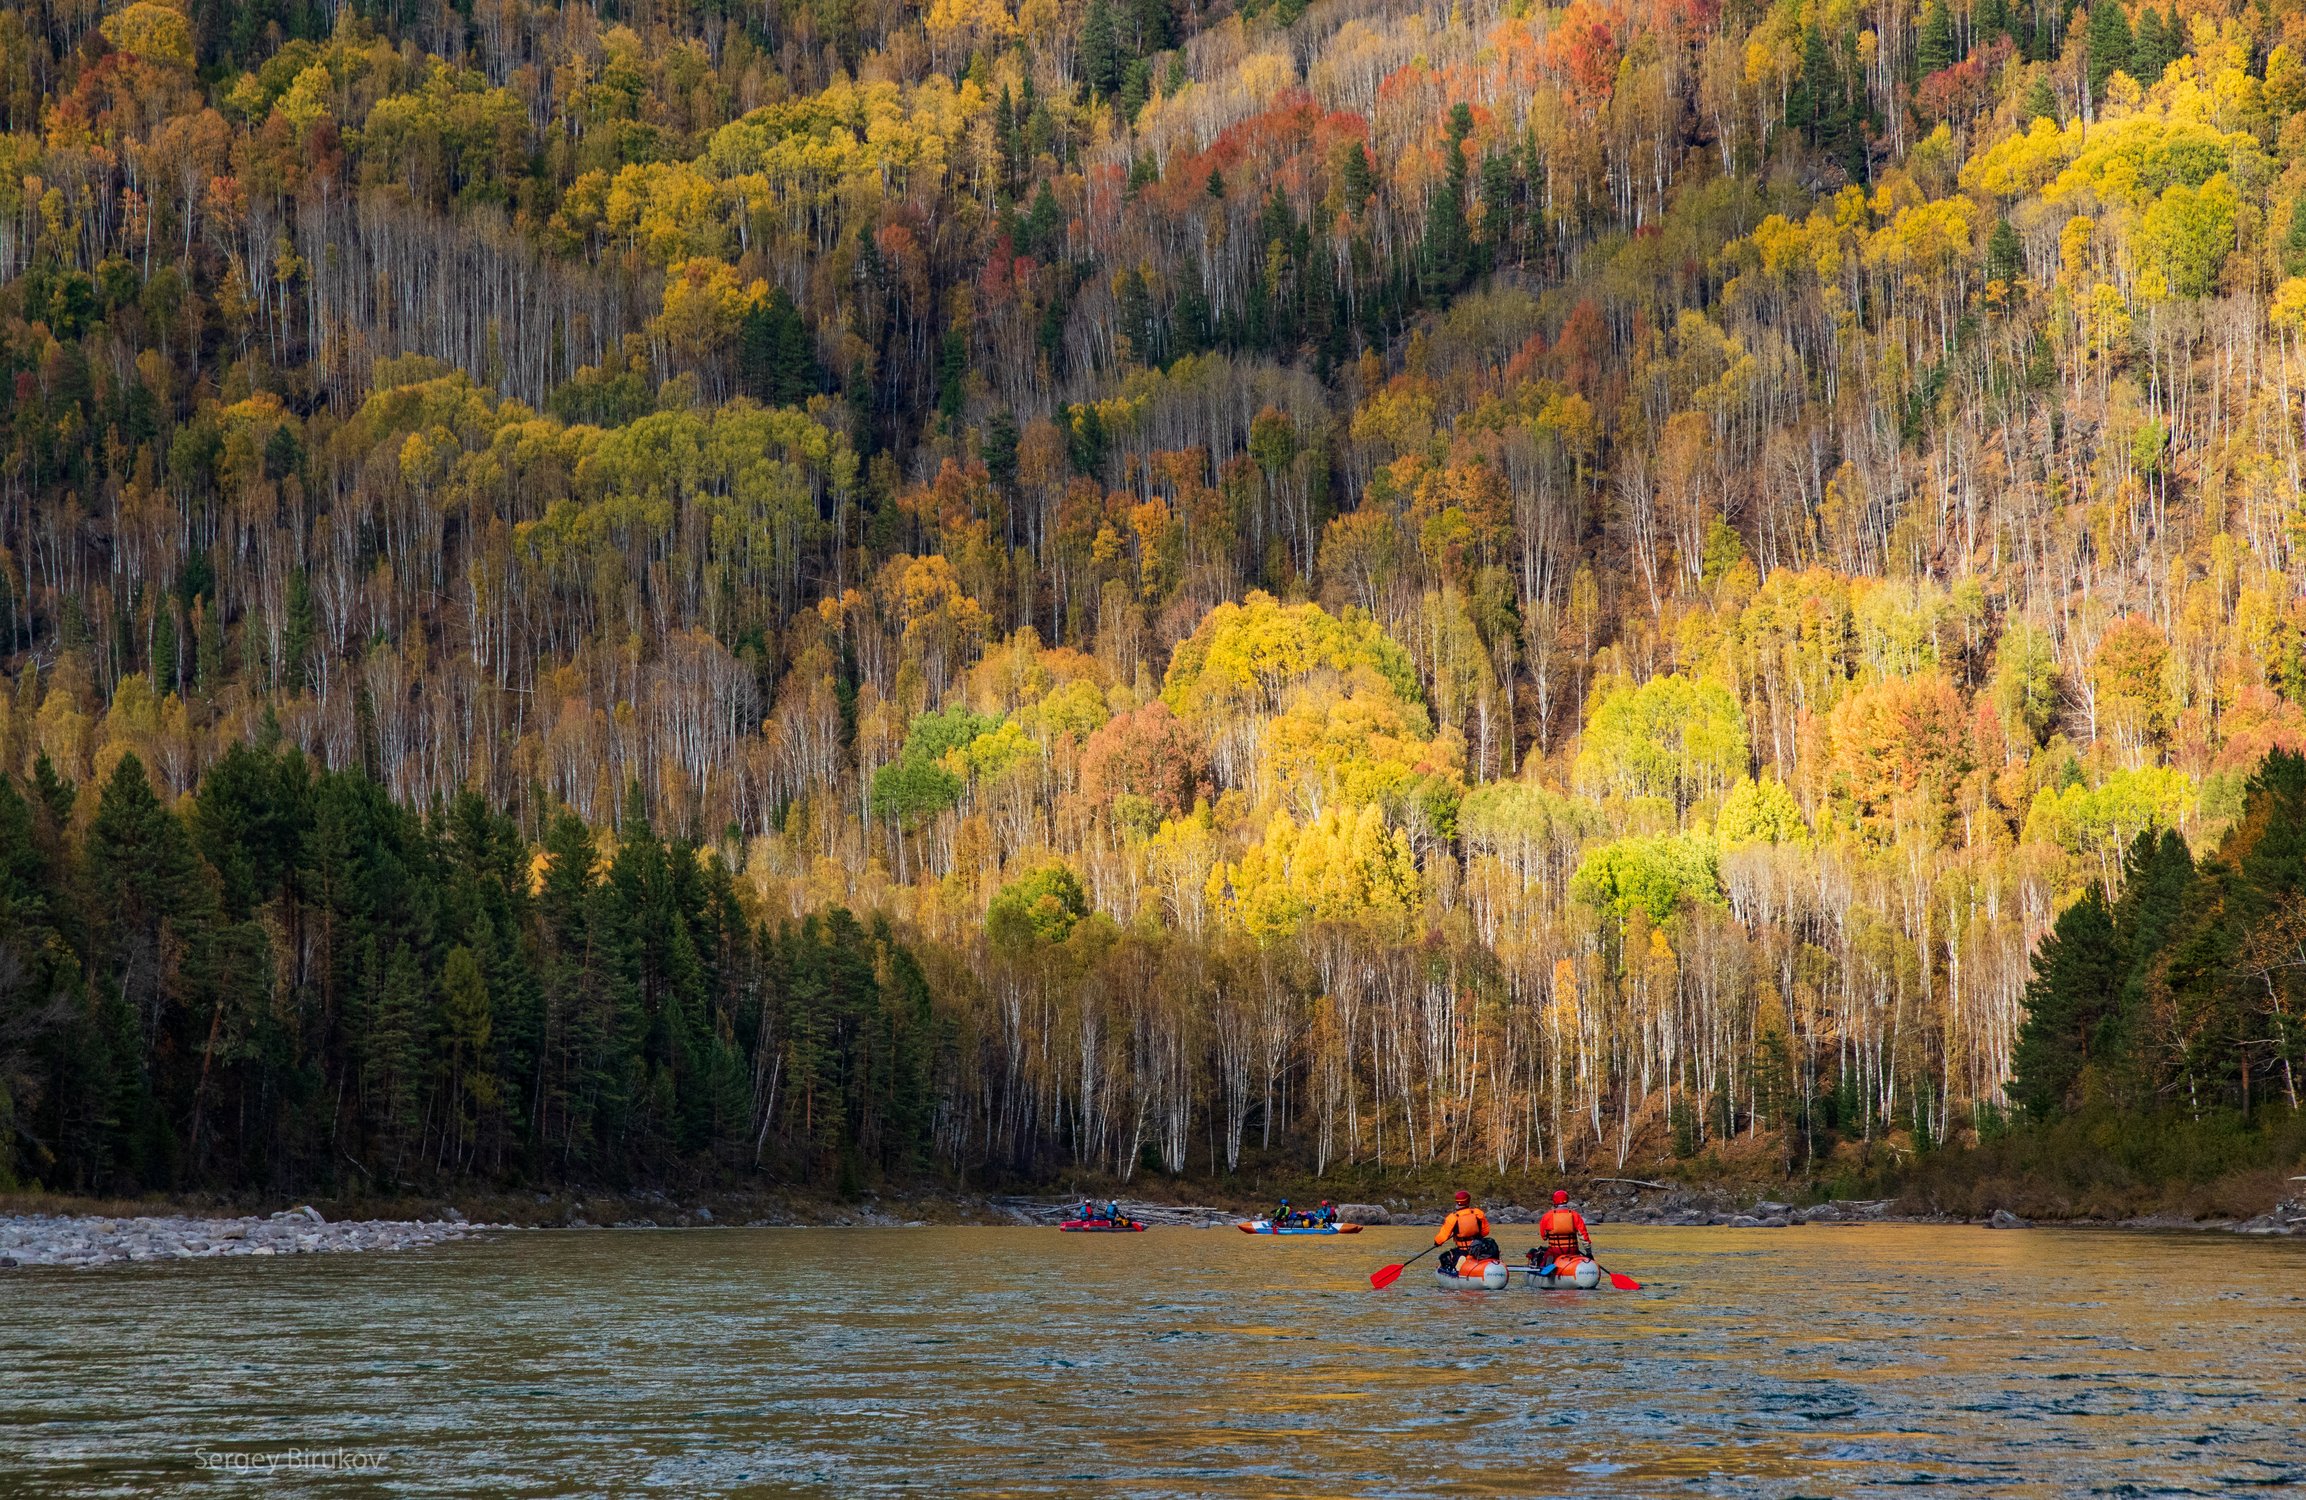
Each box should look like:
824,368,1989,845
3,1222,2300,1495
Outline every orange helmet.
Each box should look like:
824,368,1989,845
1454,1190,1471,1204
1552,1190,1570,1204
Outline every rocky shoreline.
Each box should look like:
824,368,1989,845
984,1193,1918,1229
0,1206,514,1269
6,1185,2298,1270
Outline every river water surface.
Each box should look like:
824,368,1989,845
4,1222,2302,1495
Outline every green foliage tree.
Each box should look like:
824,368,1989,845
2010,884,2120,1119
2128,5,2174,84
738,287,821,406
1992,621,2062,747
1716,776,1809,847
1421,104,1475,294
1917,0,1956,76
2085,1,2133,103
1573,674,1750,817
1569,833,1722,923
989,863,1091,947
1081,0,1124,97
1986,217,2025,287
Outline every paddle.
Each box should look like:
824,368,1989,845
1369,1241,1439,1289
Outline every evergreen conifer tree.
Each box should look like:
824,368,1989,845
737,287,820,407
1421,104,1475,293
2086,1,2133,103
2022,71,2059,123
2010,884,2119,1118
1918,0,1957,75
1986,217,2025,286
1080,0,1123,96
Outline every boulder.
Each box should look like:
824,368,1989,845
1985,1209,2031,1229
1337,1203,1390,1225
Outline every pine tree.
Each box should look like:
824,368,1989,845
2282,193,2306,278
737,287,820,407
1116,267,1155,366
937,329,967,421
1021,181,1063,261
282,569,315,694
31,754,74,828
1340,140,1375,218
1130,0,1174,51
981,409,1020,494
1119,56,1152,120
994,86,1021,191
2021,71,2059,123
1480,151,1514,269
1917,0,1956,75
2235,751,2306,927
192,741,312,919
440,944,498,1171
1421,104,1475,294
153,603,179,694
1080,0,1123,97
2011,885,2122,1119
2128,5,2171,83
85,755,213,1035
194,597,226,696
368,941,429,1175
0,777,62,1187
2085,1,2133,103
536,808,598,1163
1986,216,2025,287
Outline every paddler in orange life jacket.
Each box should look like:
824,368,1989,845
1435,1190,1492,1271
1536,1189,1593,1267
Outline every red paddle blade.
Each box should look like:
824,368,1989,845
1369,1263,1406,1289
1607,1271,1643,1290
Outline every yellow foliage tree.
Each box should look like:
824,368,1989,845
1207,804,1421,940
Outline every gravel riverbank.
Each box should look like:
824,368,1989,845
7,1183,2297,1269
0,1206,511,1269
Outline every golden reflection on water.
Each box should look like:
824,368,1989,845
2,1223,2302,1496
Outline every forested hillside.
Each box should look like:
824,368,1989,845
2,0,2304,1196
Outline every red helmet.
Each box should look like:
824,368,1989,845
1454,1190,1471,1204
1552,1190,1570,1205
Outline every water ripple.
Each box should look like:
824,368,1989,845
1,1224,2300,1496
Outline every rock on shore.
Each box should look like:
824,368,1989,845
0,1206,510,1269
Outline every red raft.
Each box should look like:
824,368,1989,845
1059,1218,1145,1232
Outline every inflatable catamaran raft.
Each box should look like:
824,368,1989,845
1435,1253,1607,1289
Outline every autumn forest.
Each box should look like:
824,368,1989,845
2,0,2304,1199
